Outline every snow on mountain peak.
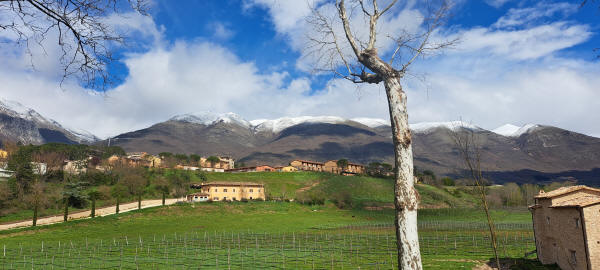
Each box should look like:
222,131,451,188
409,121,482,133
171,112,251,127
0,98,51,125
0,98,98,143
350,118,390,128
252,116,347,133
492,124,540,137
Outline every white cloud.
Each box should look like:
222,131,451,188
450,22,591,60
209,22,235,40
493,2,579,29
485,0,512,8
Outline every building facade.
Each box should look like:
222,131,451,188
322,160,365,175
190,182,265,201
530,185,600,270
290,160,324,172
276,166,298,172
187,193,210,202
200,157,234,170
226,165,275,173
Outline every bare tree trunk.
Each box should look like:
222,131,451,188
63,198,68,222
138,195,142,210
33,202,38,227
385,77,422,270
116,197,120,214
162,192,166,206
91,198,96,218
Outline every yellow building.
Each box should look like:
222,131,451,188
277,166,298,172
0,150,8,160
190,182,265,201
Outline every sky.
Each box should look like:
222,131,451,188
0,0,599,138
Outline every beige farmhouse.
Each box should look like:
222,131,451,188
323,160,365,175
190,182,265,201
529,185,600,270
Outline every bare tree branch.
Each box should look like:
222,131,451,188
0,0,149,90
336,0,361,59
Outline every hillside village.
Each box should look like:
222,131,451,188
0,149,369,179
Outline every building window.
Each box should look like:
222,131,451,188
224,189,228,192
250,189,253,193
215,189,218,192
233,189,235,192
223,196,227,200
250,197,253,200
575,218,580,228
233,197,237,201
214,197,219,200
570,250,577,265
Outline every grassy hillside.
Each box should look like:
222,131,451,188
203,172,481,209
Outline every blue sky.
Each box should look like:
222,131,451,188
0,0,599,138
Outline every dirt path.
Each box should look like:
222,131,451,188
297,181,320,193
0,198,184,231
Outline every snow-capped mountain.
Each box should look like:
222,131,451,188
410,121,482,134
170,112,252,128
251,116,348,133
492,124,541,137
106,112,600,185
0,99,98,145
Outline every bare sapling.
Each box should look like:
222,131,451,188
448,124,500,269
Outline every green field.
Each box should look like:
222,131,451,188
0,172,554,269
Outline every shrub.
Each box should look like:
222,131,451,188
331,191,354,209
295,191,326,206
441,177,455,186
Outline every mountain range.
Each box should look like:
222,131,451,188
0,99,98,145
1,100,599,185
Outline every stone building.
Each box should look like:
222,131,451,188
529,185,600,270
322,160,365,175
290,160,324,172
190,182,265,201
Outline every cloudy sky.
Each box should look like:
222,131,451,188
0,0,598,138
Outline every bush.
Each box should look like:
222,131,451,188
331,191,354,209
441,177,455,186
295,191,326,206
241,198,249,203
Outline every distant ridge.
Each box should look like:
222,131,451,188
103,112,600,185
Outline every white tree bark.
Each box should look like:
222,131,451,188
385,76,422,270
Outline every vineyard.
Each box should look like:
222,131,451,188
0,221,539,269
